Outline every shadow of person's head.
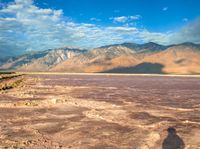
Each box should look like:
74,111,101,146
162,127,185,149
167,127,176,135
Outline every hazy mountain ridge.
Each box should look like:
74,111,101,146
51,42,200,74
0,47,87,71
99,42,169,53
1,42,200,74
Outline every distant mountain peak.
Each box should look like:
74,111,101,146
1,42,200,74
142,42,161,46
0,46,86,71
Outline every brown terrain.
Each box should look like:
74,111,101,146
0,73,200,149
51,43,200,74
1,42,200,75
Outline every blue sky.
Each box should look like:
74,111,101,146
0,0,200,57
35,0,200,31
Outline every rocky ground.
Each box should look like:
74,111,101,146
0,73,200,149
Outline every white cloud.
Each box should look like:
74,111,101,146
90,17,101,21
0,0,199,58
162,7,168,11
111,16,129,23
137,30,171,45
130,15,141,20
169,18,200,44
110,15,141,23
107,27,138,32
183,18,188,22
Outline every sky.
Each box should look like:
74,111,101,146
0,0,200,57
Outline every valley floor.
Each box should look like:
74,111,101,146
0,73,200,149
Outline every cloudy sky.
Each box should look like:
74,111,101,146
0,0,200,57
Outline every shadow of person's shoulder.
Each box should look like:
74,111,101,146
162,127,185,149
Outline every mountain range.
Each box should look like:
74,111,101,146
1,42,200,74
0,47,87,71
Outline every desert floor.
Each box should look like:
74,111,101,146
0,73,200,149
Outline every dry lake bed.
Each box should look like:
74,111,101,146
0,73,200,149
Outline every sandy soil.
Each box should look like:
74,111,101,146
0,74,200,149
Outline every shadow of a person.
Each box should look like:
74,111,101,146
162,127,185,149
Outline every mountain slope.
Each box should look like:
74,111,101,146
50,42,168,72
51,44,140,72
99,42,168,53
51,42,200,74
0,47,86,71
1,42,200,74
142,44,200,74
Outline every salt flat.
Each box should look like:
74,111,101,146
0,73,200,149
